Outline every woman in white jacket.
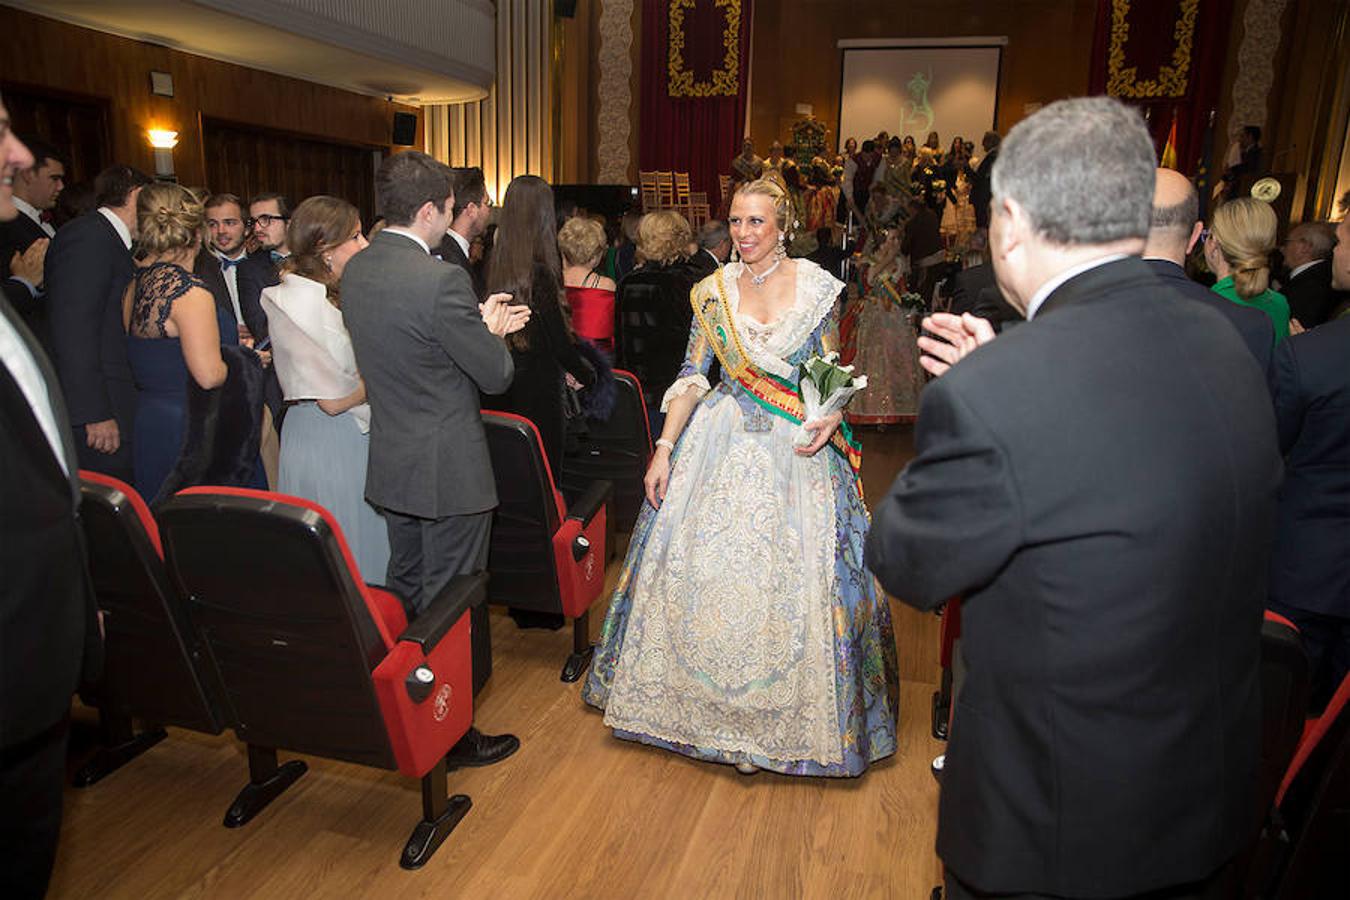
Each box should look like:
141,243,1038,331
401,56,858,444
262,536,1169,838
261,196,389,581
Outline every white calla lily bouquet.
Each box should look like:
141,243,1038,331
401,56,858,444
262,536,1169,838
793,352,868,448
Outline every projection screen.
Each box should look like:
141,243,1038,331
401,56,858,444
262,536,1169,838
837,39,1004,153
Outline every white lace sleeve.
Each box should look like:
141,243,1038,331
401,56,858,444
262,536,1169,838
660,373,711,412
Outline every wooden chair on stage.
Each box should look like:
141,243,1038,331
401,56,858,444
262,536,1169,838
687,191,710,227
655,171,676,210
639,171,660,211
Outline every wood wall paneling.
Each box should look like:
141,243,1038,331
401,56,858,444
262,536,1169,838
0,6,419,192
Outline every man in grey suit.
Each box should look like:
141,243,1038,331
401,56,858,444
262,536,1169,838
343,150,529,769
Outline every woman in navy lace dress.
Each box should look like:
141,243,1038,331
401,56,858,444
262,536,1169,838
122,182,228,500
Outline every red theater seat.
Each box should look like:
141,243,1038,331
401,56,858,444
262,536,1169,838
482,411,611,682
156,487,481,869
75,471,229,785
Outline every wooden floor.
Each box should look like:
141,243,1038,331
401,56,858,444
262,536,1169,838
48,427,944,899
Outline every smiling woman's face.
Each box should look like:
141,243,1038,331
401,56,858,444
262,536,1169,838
728,192,780,267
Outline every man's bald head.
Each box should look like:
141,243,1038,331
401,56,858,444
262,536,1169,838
1144,167,1202,264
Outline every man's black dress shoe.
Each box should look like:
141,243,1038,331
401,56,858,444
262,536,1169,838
445,727,520,769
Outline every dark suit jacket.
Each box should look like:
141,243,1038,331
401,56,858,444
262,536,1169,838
342,230,514,518
865,257,1281,897
1282,260,1348,330
235,251,280,342
1268,316,1350,617
972,147,998,229
434,230,484,300
45,211,136,428
1144,257,1274,376
0,213,50,344
944,263,1020,330
192,248,250,345
0,294,100,749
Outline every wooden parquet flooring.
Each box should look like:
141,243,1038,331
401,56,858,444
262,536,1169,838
48,427,943,899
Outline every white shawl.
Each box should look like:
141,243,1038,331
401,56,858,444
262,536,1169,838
261,274,370,433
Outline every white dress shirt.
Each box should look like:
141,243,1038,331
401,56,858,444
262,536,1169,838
13,195,54,238
213,250,247,324
97,207,133,250
382,227,430,254
1025,254,1129,320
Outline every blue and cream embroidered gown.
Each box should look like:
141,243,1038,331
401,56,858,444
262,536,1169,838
582,259,899,777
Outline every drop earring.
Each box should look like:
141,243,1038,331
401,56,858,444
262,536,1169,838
775,232,787,260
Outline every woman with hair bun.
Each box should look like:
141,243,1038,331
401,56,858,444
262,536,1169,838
261,195,388,581
122,181,230,500
1205,197,1290,343
584,177,899,778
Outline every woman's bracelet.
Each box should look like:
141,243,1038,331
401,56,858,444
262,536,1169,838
655,438,676,453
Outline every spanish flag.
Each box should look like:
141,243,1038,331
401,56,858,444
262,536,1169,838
1160,113,1179,170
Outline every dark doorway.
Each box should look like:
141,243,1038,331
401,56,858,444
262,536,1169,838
202,118,381,227
0,82,111,184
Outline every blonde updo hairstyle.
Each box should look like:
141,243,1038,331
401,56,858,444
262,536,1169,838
1209,197,1278,300
137,182,205,256
636,210,694,266
281,195,360,308
557,215,608,269
732,177,794,240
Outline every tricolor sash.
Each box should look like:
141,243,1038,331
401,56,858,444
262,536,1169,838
690,269,864,497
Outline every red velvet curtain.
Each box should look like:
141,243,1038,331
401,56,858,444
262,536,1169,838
639,0,754,199
1088,0,1234,176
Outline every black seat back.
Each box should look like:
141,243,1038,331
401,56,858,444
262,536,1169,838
79,475,227,735
1257,612,1311,825
483,412,563,612
1271,675,1350,899
157,489,396,769
562,370,651,529
616,270,693,398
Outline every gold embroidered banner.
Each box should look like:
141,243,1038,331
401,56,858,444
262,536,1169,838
1105,0,1200,99
667,0,742,98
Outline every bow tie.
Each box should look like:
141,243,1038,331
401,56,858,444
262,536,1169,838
220,256,241,270
270,251,287,264
39,210,53,224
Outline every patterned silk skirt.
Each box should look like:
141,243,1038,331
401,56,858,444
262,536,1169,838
583,389,899,776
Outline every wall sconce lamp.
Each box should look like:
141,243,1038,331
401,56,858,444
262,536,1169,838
147,129,179,180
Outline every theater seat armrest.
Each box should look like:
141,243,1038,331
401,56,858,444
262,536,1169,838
397,572,487,654
567,480,612,528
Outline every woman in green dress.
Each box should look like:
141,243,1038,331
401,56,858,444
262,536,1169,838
1204,197,1290,343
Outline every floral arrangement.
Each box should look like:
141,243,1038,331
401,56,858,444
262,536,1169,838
793,352,867,448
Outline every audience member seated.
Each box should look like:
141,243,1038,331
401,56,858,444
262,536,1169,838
486,174,596,478
47,163,153,482
123,182,256,503
1144,168,1274,373
1279,222,1347,330
1204,196,1290,345
1268,215,1350,712
616,209,698,436
558,215,617,353
262,195,390,583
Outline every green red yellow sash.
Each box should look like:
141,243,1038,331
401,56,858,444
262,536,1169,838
690,269,864,498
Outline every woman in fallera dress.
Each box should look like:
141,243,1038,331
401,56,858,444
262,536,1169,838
261,196,389,582
583,178,899,777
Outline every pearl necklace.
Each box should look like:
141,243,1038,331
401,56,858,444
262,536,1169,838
745,257,781,287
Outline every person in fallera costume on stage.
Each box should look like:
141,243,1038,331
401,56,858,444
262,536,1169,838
585,177,899,778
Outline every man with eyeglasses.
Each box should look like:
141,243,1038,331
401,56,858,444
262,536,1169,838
237,192,291,346
434,167,491,299
237,192,292,444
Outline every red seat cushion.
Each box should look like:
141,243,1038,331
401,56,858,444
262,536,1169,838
368,587,409,640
